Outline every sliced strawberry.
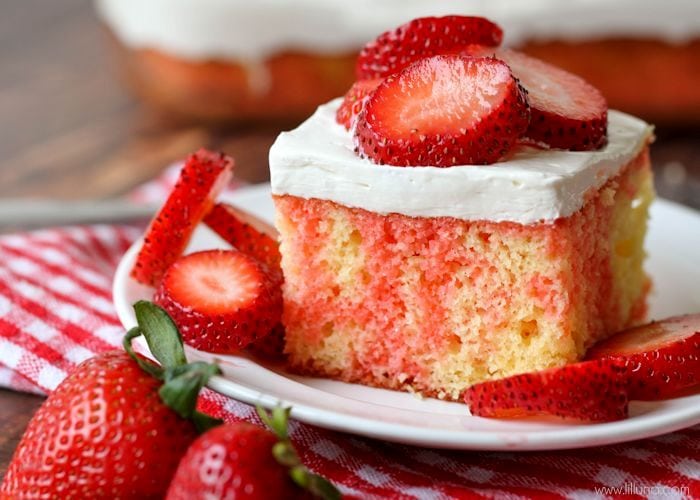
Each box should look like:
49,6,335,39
496,49,608,151
335,78,382,130
356,16,503,80
463,359,630,422
204,203,287,358
354,55,530,167
247,323,286,360
587,314,700,400
154,250,282,353
131,149,233,287
204,202,281,276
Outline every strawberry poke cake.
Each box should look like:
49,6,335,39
269,17,655,401
95,0,700,123
96,0,699,124
95,0,477,122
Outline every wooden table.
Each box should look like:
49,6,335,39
1,0,699,482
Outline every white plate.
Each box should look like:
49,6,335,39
113,184,700,450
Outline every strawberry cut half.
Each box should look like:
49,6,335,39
587,313,700,400
131,149,233,287
496,49,608,151
356,16,503,80
335,78,382,130
463,359,630,422
154,249,282,353
354,55,530,167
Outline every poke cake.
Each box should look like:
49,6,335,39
95,0,474,122
95,0,700,123
268,16,655,401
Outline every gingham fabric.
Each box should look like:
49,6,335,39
1,165,698,499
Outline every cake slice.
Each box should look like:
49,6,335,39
268,18,655,401
270,101,653,400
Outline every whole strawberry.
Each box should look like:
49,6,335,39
0,302,221,498
167,408,340,500
165,423,286,499
1,352,197,498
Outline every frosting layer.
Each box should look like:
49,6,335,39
269,100,653,224
96,0,700,60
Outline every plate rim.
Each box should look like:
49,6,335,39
112,186,700,451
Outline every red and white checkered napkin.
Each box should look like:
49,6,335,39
1,164,698,499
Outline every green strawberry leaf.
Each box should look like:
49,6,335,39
124,300,224,435
160,362,222,419
192,410,224,434
133,300,187,369
122,327,163,379
257,405,341,500
257,405,290,440
307,473,342,500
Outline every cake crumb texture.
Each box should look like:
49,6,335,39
274,148,653,400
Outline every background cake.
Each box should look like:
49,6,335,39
96,0,700,124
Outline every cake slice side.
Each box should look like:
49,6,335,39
274,146,653,400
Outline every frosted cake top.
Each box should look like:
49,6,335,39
269,99,652,224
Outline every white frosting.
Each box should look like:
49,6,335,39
269,100,653,224
95,0,700,61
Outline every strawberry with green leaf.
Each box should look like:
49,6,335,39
167,407,340,500
1,302,339,499
0,301,221,498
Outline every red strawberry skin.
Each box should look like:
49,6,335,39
587,314,700,400
154,249,282,353
204,202,282,279
495,49,608,151
335,78,382,130
464,359,630,422
248,323,287,360
0,352,197,498
356,16,503,80
354,55,530,167
131,149,234,287
166,422,294,500
527,105,607,152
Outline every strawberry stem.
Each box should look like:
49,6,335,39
159,362,221,419
124,301,224,433
272,441,298,467
262,406,290,440
257,405,340,500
